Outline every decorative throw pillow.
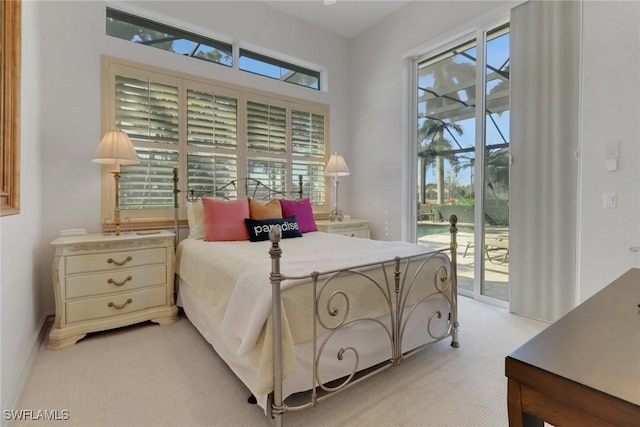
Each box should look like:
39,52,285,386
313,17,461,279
279,198,317,233
249,198,282,220
202,198,250,241
186,200,205,239
244,216,303,242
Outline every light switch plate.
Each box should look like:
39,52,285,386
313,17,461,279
603,193,617,209
605,159,618,171
605,140,620,160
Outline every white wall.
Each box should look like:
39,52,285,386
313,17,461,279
349,0,640,303
578,0,640,301
0,0,45,413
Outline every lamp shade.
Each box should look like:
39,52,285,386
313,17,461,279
92,131,140,171
324,153,350,177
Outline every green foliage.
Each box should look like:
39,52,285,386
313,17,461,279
456,198,475,206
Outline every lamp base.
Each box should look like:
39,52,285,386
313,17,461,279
329,178,344,221
103,211,132,235
329,209,344,222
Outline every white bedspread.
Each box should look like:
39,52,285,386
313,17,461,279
222,234,432,356
178,233,433,354
176,232,448,394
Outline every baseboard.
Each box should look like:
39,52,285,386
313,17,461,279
1,313,52,427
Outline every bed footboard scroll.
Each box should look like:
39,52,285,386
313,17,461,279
267,216,459,426
449,214,459,348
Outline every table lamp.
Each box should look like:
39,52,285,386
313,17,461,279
92,131,140,235
324,152,350,221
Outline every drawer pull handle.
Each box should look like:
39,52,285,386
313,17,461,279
107,256,132,266
107,276,132,287
108,299,133,310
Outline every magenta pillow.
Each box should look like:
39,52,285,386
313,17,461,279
279,198,317,233
202,198,250,241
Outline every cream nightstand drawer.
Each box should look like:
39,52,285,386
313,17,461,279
48,231,178,349
65,265,167,299
65,247,166,275
65,287,167,324
316,219,370,239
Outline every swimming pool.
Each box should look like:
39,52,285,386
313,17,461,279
417,222,473,237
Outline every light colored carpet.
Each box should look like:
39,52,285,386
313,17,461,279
14,297,546,426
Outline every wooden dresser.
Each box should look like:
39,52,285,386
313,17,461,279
505,268,640,426
48,231,178,349
315,218,370,239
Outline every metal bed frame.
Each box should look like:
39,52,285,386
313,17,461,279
172,169,459,426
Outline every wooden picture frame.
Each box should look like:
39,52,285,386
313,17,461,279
1,0,21,216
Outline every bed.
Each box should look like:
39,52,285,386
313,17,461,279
172,170,459,426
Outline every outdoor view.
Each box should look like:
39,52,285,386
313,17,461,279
416,26,510,301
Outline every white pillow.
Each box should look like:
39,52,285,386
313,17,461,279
186,200,205,239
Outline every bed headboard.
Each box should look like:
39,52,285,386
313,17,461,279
185,175,303,202
171,168,304,240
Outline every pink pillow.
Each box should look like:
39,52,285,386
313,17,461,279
202,198,250,241
279,198,317,233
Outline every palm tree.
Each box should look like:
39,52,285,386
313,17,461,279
485,148,509,201
417,119,463,204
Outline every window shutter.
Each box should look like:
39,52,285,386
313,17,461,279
292,110,325,157
187,89,237,150
187,153,238,199
247,101,286,153
115,75,179,210
291,109,326,205
120,148,179,209
186,88,239,197
246,100,287,196
292,161,325,205
246,158,287,200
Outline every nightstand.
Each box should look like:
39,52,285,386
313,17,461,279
315,218,370,239
48,231,178,349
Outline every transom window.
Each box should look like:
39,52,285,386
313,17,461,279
102,57,329,229
106,8,232,67
106,7,322,91
240,49,320,90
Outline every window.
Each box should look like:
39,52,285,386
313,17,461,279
1,0,21,216
105,8,322,91
102,57,329,229
106,8,232,67
239,49,320,90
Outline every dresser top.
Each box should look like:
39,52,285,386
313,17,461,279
51,230,174,246
508,268,640,406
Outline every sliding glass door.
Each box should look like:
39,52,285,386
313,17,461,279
417,39,478,294
482,26,510,301
415,23,510,303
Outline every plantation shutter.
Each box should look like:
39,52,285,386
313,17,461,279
103,58,331,227
246,100,287,197
187,88,239,197
115,75,179,210
291,110,326,205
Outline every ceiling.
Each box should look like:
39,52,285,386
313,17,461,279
261,0,412,39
